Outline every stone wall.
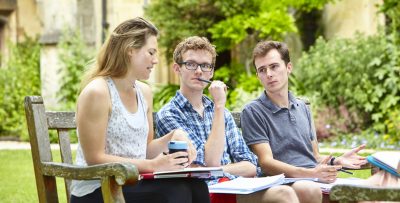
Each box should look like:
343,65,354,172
323,0,384,39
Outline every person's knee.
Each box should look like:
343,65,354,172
292,181,322,203
263,185,299,203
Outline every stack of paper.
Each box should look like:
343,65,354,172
208,174,285,194
283,177,319,184
140,167,223,180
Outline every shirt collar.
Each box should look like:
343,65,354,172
173,90,213,109
258,91,298,113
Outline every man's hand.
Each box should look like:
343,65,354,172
336,144,367,169
208,80,227,107
313,155,341,183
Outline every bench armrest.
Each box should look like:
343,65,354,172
330,184,400,202
41,162,138,185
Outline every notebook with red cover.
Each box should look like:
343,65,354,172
140,167,223,180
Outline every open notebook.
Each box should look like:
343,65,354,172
367,151,400,177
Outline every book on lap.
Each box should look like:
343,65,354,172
139,167,224,180
283,177,319,184
367,151,400,177
208,174,285,194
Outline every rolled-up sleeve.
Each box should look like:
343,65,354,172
225,111,258,166
156,108,206,166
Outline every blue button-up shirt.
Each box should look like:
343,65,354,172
156,91,258,183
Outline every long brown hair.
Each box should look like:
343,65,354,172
80,17,158,91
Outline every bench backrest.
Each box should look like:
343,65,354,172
25,96,76,202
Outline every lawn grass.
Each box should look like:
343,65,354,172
0,150,69,203
0,150,372,203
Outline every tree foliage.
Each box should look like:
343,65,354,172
145,0,222,62
145,0,331,62
146,0,332,112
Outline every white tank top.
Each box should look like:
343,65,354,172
71,77,149,197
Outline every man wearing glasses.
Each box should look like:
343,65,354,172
155,36,319,202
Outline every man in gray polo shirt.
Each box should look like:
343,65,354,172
241,41,367,186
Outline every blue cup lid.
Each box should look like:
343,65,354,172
168,141,188,150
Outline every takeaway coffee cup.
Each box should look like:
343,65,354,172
168,141,188,159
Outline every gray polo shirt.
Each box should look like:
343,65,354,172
241,91,317,171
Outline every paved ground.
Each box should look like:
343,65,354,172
0,141,380,153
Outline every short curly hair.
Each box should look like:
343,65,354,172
173,36,217,67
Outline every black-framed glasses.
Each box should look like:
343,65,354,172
178,61,214,72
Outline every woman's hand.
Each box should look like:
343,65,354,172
171,129,197,165
151,151,189,172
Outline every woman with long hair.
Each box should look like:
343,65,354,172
70,17,210,203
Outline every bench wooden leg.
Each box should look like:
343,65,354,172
101,177,125,203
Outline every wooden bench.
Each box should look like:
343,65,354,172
25,95,399,203
330,184,400,202
24,96,138,203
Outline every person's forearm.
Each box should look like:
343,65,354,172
146,132,174,159
259,158,313,178
204,106,225,166
222,161,256,177
86,153,155,173
316,154,331,164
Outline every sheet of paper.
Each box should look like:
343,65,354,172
209,174,285,194
283,177,319,184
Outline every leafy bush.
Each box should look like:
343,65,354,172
212,64,263,110
295,32,400,145
57,30,94,111
153,84,180,112
0,36,41,140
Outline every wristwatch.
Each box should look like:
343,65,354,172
330,157,336,165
